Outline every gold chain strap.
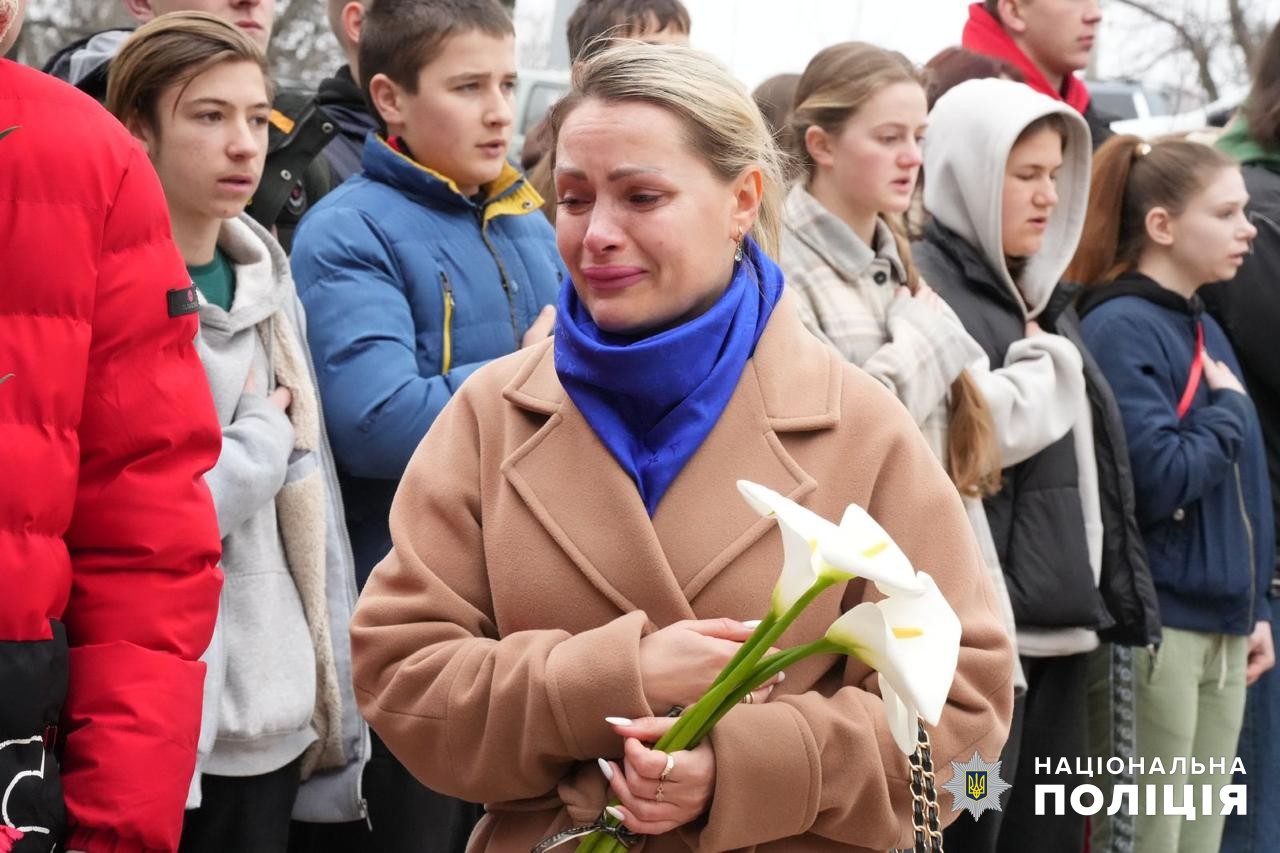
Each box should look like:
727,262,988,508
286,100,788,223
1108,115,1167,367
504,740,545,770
908,722,944,853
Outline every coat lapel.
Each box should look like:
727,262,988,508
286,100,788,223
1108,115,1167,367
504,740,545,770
501,346,697,627
500,295,841,624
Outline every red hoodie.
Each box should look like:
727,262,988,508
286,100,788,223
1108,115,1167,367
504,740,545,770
961,2,1092,114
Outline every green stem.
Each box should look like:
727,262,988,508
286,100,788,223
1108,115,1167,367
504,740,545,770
691,638,841,743
707,612,777,691
665,579,835,749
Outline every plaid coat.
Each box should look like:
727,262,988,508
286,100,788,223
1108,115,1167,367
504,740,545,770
780,184,1026,689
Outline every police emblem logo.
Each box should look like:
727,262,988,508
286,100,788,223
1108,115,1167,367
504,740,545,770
943,752,1010,820
966,770,987,801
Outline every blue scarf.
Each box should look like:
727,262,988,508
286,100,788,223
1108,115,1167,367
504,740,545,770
554,238,785,515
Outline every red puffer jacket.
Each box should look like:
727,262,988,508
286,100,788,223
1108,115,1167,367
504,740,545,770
0,60,222,852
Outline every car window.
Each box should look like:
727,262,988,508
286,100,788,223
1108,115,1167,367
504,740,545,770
1092,90,1138,121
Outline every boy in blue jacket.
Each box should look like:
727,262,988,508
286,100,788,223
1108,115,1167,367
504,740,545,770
288,1,561,850
292,0,561,587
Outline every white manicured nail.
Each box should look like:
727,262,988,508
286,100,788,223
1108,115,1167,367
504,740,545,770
606,806,626,822
605,716,633,727
777,670,786,683
597,758,614,780
743,619,762,629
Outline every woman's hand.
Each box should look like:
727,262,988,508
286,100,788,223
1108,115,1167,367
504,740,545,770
637,618,780,712
599,716,716,835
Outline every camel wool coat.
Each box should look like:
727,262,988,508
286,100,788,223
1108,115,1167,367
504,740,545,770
350,293,1015,852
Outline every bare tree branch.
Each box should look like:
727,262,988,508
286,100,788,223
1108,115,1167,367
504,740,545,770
1227,0,1259,77
1112,0,1220,100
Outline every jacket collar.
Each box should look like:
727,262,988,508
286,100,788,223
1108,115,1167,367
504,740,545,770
498,293,839,625
923,217,1025,315
1076,271,1203,320
361,134,544,225
784,184,906,284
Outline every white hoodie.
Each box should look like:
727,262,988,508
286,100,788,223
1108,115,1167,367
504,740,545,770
924,79,1103,658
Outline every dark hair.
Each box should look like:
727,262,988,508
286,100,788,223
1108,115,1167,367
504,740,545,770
358,0,512,112
108,12,272,136
752,72,800,141
1246,19,1280,147
1066,134,1236,284
566,0,690,64
924,46,1024,109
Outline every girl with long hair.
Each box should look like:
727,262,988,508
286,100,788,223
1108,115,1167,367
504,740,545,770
1071,135,1272,853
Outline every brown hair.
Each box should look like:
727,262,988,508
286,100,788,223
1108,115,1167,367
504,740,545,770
1066,134,1236,285
1247,19,1280,147
786,42,923,181
107,11,272,135
924,46,1024,109
788,42,1000,496
547,42,788,258
752,72,801,142
358,0,512,110
566,0,690,64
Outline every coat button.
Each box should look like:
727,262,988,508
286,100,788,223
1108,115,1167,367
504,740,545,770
873,271,888,285
281,169,293,181
1173,507,1186,521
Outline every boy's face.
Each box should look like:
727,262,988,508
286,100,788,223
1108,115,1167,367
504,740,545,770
138,60,270,229
376,30,517,197
1009,0,1101,77
128,0,276,50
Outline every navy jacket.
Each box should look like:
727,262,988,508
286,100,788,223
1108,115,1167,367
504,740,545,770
1079,274,1274,635
291,134,563,583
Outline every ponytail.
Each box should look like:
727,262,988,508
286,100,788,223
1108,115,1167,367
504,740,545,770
888,214,1003,498
1067,134,1237,286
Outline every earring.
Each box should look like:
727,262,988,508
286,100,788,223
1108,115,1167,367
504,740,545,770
734,226,745,262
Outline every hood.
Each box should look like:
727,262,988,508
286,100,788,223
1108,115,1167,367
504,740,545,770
47,29,131,92
961,2,1092,113
1075,271,1202,320
198,214,291,338
1217,112,1280,170
923,77,1092,320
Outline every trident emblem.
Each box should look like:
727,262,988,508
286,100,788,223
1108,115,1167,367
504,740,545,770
966,770,987,801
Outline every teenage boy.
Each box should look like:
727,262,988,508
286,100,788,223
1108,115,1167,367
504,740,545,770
107,12,369,852
962,0,1113,148
289,1,562,850
44,0,336,250
318,0,377,185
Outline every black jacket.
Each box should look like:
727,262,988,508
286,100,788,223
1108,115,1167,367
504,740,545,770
914,219,1111,633
43,31,336,251
316,65,379,187
1202,163,1280,589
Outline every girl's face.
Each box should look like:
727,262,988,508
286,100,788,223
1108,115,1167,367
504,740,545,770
138,60,270,229
810,81,927,217
554,98,760,336
1001,126,1063,258
1162,166,1257,286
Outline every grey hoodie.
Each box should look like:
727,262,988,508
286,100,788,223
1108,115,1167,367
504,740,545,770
191,215,367,822
924,79,1103,657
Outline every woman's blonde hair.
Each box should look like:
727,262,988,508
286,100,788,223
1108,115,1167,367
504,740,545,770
107,11,273,135
546,41,788,259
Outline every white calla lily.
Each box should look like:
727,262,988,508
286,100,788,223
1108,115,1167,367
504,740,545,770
737,481,923,617
824,572,961,754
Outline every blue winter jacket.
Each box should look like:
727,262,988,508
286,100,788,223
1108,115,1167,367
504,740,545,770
291,134,563,583
1079,274,1274,636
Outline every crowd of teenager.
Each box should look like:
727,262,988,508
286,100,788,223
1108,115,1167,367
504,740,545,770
2,0,1279,851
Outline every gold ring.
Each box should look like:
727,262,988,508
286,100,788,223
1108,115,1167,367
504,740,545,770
743,691,754,704
654,782,665,803
659,752,675,782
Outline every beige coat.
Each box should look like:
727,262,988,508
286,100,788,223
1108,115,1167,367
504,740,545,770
351,294,1015,852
